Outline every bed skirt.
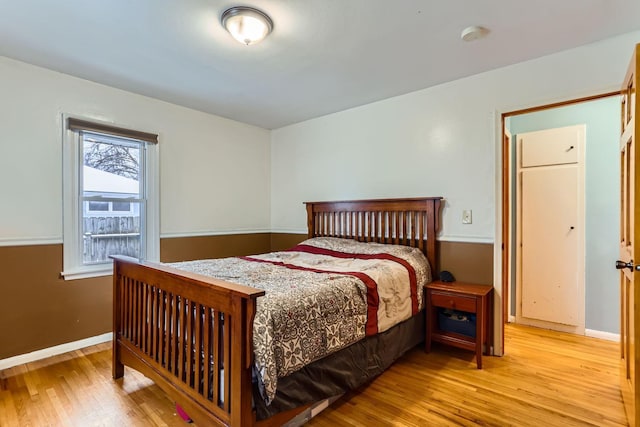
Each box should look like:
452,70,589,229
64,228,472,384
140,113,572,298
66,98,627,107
254,311,425,420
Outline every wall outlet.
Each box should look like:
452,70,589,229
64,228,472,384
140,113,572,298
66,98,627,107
462,209,472,224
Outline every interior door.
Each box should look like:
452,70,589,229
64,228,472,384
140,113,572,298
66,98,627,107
521,166,579,325
516,125,585,334
618,43,640,427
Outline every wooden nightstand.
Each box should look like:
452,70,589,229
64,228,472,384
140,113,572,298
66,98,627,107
425,281,493,369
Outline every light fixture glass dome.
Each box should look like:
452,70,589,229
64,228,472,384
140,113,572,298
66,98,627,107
221,6,273,46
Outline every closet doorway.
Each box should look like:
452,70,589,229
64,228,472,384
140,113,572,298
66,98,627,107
502,94,620,340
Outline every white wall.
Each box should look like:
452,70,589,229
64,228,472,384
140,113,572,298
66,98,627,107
271,31,640,244
3,30,638,248
0,56,271,245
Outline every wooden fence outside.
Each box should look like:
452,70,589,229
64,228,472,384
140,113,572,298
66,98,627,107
83,216,140,263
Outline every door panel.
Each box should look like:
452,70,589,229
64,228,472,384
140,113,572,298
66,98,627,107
619,43,639,427
516,125,585,334
521,166,579,325
521,126,580,167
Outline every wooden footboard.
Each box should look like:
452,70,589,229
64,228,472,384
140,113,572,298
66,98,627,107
112,255,264,427
112,197,442,426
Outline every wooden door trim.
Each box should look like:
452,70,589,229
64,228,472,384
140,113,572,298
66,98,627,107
504,91,621,118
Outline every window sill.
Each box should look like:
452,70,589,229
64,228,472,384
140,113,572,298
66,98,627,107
61,263,113,280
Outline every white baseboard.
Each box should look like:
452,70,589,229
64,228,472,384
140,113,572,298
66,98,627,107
0,332,112,370
585,329,620,342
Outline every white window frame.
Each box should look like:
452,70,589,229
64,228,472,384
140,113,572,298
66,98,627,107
62,115,159,280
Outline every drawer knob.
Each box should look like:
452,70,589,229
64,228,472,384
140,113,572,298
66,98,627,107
449,300,454,306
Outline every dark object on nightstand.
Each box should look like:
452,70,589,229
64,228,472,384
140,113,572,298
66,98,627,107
439,270,455,282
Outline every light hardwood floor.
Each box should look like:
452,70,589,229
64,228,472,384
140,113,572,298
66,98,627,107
0,324,628,426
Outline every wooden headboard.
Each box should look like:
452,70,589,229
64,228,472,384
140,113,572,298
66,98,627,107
305,197,443,273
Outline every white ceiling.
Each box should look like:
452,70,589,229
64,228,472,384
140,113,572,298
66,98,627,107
1,0,639,129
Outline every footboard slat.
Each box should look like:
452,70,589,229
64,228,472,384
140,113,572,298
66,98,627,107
153,287,160,362
137,280,143,348
167,293,172,371
178,296,185,381
142,283,148,355
122,278,128,340
112,256,263,427
223,313,231,412
130,280,134,343
186,300,191,386
213,310,221,405
204,308,212,402
187,300,194,388
194,303,202,392
159,290,166,364
130,278,135,343
148,284,154,357
133,280,138,346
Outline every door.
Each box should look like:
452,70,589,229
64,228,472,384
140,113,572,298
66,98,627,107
516,125,585,334
617,43,640,427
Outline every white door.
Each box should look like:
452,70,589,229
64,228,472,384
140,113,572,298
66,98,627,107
516,125,585,334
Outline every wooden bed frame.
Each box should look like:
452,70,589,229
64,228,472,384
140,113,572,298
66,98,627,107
112,197,442,426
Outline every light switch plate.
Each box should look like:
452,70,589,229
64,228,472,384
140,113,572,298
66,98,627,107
462,209,472,224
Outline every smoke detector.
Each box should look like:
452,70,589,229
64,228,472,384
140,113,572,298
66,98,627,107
461,26,488,42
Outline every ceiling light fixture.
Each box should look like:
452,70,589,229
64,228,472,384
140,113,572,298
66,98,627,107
461,26,488,42
221,6,273,46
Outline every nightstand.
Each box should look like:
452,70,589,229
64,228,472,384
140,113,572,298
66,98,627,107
425,281,493,369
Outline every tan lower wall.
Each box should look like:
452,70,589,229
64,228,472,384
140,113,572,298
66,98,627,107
0,234,493,360
160,233,271,262
0,234,271,360
270,233,308,251
0,244,111,360
437,241,493,285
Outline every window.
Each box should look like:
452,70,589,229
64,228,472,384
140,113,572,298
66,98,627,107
63,117,159,280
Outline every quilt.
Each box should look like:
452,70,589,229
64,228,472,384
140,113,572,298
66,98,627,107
169,237,431,404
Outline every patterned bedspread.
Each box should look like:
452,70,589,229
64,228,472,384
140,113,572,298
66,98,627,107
169,237,431,404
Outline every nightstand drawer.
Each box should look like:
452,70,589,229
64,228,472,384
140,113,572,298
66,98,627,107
431,292,476,312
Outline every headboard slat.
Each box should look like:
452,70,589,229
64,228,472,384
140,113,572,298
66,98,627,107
305,197,443,274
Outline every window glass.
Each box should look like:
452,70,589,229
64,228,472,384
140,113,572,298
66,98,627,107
112,201,132,211
88,201,109,211
81,132,144,264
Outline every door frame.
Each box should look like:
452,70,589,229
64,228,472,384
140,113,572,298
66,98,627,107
497,90,620,352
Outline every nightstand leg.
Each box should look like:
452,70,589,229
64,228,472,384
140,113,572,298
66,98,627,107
476,296,484,369
425,297,432,353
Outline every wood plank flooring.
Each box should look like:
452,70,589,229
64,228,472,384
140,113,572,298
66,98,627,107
0,324,628,426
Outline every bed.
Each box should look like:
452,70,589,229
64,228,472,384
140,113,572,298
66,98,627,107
111,197,442,426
